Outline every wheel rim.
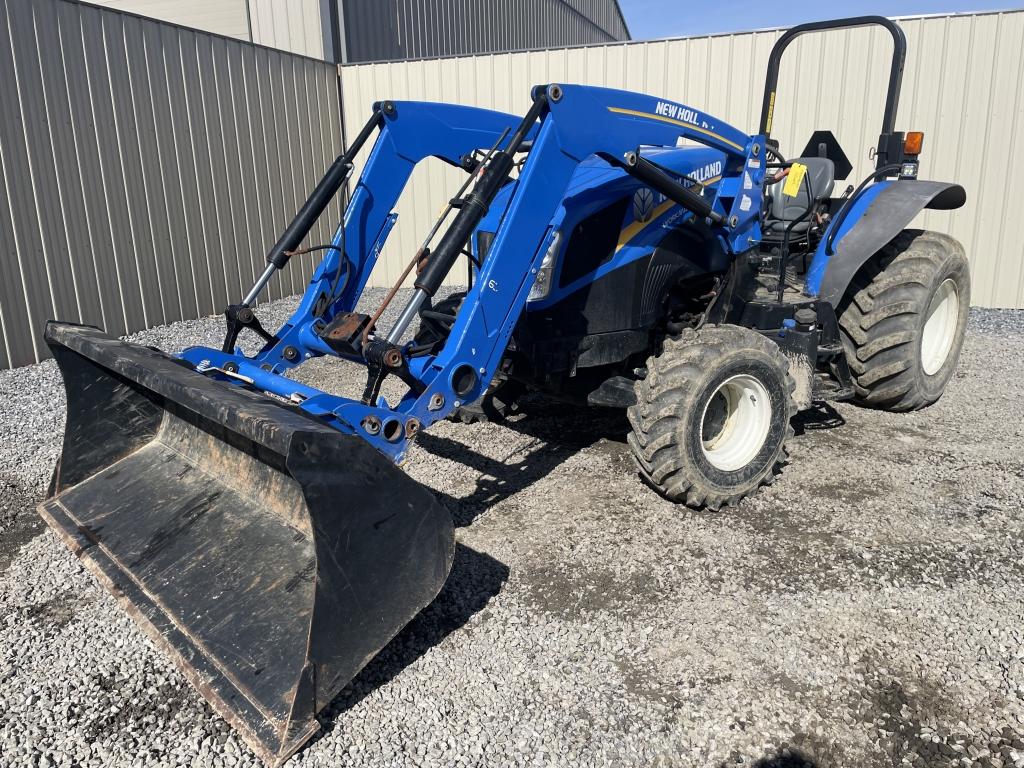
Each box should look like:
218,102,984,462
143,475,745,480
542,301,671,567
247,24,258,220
700,374,773,472
921,278,960,376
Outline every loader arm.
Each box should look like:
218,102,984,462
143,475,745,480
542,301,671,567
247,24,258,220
179,84,762,463
40,83,762,766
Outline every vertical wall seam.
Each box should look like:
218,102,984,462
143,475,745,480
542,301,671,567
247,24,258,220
966,15,1000,299
0,116,40,362
210,41,245,303
100,12,149,328
8,4,58,350
80,9,132,334
225,45,256,292
948,15,977,235
993,16,1024,305
166,31,201,317
32,2,84,325
123,17,168,324
184,34,220,313
142,24,183,321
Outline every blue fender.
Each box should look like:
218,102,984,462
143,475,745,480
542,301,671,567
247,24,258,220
806,180,966,307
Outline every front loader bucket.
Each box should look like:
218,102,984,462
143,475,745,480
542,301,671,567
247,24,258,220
37,322,454,766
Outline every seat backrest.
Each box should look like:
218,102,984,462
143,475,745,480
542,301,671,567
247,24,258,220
769,157,835,222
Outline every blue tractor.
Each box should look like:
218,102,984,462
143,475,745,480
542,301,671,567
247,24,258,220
38,17,968,766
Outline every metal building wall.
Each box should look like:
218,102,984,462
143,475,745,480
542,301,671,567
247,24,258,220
338,10,1024,308
0,0,343,368
341,0,629,63
248,0,330,60
79,0,251,40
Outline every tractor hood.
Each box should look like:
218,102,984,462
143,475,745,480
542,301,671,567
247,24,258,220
478,145,728,246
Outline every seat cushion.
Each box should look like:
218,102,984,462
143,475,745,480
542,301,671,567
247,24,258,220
768,157,835,223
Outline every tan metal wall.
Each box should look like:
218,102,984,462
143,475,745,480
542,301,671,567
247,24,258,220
82,0,251,39
83,0,331,59
0,0,343,368
338,10,1024,308
248,0,328,59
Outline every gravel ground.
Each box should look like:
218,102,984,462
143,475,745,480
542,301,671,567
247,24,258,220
2,290,1023,768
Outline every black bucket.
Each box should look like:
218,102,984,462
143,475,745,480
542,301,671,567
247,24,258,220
38,322,454,766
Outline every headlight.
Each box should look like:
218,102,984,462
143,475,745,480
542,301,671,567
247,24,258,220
528,231,561,302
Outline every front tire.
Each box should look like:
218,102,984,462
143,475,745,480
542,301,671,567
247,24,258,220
628,325,796,510
838,229,970,411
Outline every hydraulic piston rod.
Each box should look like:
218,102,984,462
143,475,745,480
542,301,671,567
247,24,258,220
384,91,549,344
240,107,384,306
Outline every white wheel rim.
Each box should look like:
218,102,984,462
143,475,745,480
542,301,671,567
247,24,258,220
700,374,773,472
921,279,960,376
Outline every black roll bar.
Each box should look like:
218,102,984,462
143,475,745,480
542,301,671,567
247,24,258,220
759,16,907,169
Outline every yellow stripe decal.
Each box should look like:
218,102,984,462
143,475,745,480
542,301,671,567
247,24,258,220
614,175,723,253
615,199,675,253
607,106,746,152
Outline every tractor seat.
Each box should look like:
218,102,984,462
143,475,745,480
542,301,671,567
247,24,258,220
764,157,835,235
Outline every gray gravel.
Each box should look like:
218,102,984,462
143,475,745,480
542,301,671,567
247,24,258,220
2,291,1024,768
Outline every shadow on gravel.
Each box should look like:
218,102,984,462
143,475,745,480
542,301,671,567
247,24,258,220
750,750,820,768
313,543,509,736
791,402,846,436
420,431,592,526
0,476,46,575
419,399,630,526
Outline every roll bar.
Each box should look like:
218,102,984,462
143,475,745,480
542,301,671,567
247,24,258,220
758,16,907,170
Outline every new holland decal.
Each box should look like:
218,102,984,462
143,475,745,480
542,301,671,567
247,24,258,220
607,101,745,152
620,161,725,252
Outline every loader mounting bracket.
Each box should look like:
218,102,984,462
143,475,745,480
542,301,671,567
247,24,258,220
222,303,277,353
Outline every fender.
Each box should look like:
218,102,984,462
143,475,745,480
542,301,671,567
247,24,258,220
807,180,967,307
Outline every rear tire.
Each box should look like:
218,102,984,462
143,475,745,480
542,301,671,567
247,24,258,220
628,325,796,510
838,229,969,411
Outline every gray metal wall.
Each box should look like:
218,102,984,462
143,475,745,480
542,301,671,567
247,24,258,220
340,0,629,63
0,0,343,368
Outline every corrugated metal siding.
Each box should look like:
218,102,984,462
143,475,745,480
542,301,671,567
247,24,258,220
341,0,629,64
338,10,1024,308
248,0,329,60
81,0,250,40
0,0,343,368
